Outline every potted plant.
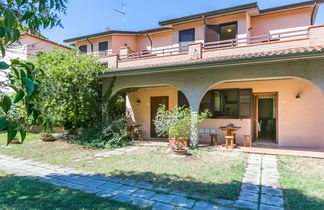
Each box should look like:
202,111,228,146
9,138,21,144
41,132,55,141
154,105,209,154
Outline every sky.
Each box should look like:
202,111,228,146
41,0,324,45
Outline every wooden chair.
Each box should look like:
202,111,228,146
210,134,218,146
225,136,234,148
243,135,253,148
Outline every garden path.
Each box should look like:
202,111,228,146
0,154,234,210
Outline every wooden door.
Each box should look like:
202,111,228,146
150,96,169,138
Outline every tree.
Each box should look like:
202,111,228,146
31,49,106,129
0,0,67,144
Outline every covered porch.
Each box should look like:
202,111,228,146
124,78,324,149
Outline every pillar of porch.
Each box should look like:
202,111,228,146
190,111,199,148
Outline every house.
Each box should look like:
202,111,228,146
1,32,70,92
65,1,324,148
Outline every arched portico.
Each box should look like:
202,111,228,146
102,56,324,147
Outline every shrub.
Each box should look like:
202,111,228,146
72,117,130,149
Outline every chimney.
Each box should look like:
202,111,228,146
104,27,111,32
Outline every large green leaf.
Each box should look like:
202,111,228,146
1,96,12,113
20,129,27,143
0,61,9,70
21,11,35,21
5,10,16,28
14,89,25,103
7,125,17,145
22,77,35,96
0,119,9,130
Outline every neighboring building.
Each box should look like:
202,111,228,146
1,33,70,92
66,1,324,148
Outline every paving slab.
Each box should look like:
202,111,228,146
111,193,135,203
241,184,260,193
214,199,234,206
261,195,284,207
134,182,154,190
239,192,259,203
152,202,175,210
170,190,187,197
132,198,155,208
99,182,123,191
96,190,118,198
151,193,176,203
132,189,156,199
115,185,139,194
234,200,258,209
260,204,284,210
119,179,137,186
261,187,283,197
193,201,220,210
170,196,195,208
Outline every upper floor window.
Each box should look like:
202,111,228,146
99,41,108,51
79,45,87,53
179,28,195,48
205,22,238,43
219,22,237,41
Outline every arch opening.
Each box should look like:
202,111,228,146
197,77,324,148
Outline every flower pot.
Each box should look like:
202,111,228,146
9,139,21,144
41,137,54,141
172,148,188,155
168,138,189,146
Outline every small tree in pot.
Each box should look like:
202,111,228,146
154,105,209,154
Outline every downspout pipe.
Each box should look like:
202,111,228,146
86,37,94,53
146,33,153,51
311,2,318,25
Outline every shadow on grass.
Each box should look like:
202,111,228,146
110,170,241,201
0,175,138,209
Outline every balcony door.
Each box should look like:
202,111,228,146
205,22,237,43
150,96,169,138
179,28,195,50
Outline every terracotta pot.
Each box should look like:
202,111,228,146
41,137,54,141
168,138,189,146
172,148,188,155
9,139,21,144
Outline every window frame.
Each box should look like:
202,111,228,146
219,21,238,41
98,41,109,52
179,28,195,48
200,88,252,119
78,45,87,53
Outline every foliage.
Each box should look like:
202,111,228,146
31,49,106,129
0,0,67,144
154,105,210,140
0,59,41,144
72,117,130,149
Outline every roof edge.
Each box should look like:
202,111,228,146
158,2,258,26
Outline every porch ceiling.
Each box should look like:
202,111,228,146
102,45,324,77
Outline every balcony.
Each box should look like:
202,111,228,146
101,25,324,70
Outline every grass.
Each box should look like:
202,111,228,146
0,170,138,209
278,155,324,209
0,132,41,143
0,133,247,201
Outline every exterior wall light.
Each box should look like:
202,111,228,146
248,27,253,32
296,93,301,99
136,99,141,105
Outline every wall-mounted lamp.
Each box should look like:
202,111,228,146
248,27,253,32
296,93,301,100
136,99,141,105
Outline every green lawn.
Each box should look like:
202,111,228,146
0,171,138,209
278,155,324,209
0,133,247,201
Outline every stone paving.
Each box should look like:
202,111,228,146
0,154,235,209
234,154,285,210
74,147,143,161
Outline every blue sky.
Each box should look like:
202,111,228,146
41,0,324,45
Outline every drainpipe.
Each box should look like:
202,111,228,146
146,33,153,51
86,37,94,53
311,2,318,25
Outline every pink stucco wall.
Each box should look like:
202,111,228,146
251,8,312,36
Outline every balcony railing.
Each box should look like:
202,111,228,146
203,28,309,50
119,45,189,61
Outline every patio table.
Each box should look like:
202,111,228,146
219,125,241,148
